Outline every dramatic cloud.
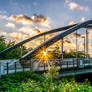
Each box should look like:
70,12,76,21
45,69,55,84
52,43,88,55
9,15,33,24
5,23,16,28
9,14,50,27
0,13,51,47
66,1,89,11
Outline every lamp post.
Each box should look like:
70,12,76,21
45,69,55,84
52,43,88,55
82,36,85,58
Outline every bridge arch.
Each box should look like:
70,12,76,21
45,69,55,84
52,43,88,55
21,20,92,60
0,24,77,56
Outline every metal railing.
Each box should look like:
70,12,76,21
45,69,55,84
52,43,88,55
0,58,92,77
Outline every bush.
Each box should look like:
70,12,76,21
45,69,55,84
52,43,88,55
8,79,92,92
0,71,44,91
0,68,92,92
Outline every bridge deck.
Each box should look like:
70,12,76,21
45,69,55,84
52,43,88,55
0,58,92,77
1,63,92,77
59,68,92,77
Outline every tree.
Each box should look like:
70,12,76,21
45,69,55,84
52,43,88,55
0,36,32,59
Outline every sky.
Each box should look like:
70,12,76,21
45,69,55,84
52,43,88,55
0,0,92,55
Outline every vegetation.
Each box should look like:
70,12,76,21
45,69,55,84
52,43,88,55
0,36,31,59
0,71,44,91
0,36,91,92
0,64,92,92
0,35,86,60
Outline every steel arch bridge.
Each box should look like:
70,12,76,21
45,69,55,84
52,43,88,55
0,20,92,61
1,20,92,76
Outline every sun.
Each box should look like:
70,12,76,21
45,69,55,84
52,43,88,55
43,51,47,55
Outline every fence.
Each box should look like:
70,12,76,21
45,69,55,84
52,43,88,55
0,58,92,77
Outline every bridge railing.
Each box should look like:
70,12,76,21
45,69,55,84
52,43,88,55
0,58,92,77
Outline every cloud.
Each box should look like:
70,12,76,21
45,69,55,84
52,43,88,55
0,32,7,36
33,2,38,6
5,23,16,28
0,13,51,47
9,14,33,24
9,32,22,40
0,14,8,20
9,14,50,27
63,41,76,52
68,17,86,25
66,1,89,11
18,27,42,36
33,28,41,33
64,40,71,44
81,17,86,22
88,29,92,39
68,21,76,25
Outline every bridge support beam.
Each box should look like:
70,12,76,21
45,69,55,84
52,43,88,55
86,29,89,58
76,30,78,59
44,34,46,71
60,38,64,67
61,38,64,60
82,36,86,58
20,45,22,58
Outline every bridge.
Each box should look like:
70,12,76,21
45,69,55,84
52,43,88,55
0,20,92,77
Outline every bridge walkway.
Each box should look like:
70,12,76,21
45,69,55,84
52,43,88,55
0,58,92,77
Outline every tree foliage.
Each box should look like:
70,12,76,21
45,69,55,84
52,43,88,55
0,36,31,59
51,46,85,59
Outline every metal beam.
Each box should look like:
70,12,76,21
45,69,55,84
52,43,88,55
86,29,89,57
0,24,77,56
0,21,92,56
21,20,92,60
61,38,63,60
